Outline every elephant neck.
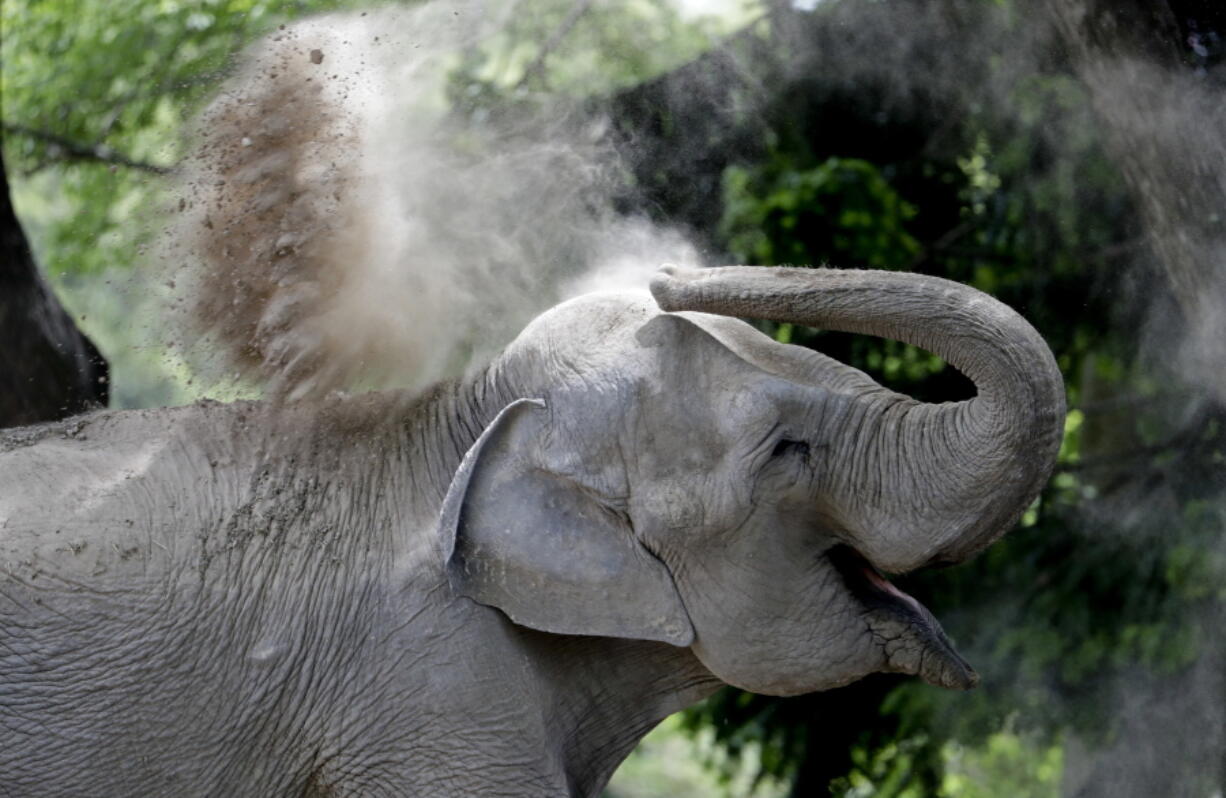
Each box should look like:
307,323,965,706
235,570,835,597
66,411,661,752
397,362,520,516
391,365,723,791
517,630,722,793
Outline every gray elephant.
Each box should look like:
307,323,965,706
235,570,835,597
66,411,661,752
0,265,1064,797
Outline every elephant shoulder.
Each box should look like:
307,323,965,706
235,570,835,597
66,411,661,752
0,401,258,583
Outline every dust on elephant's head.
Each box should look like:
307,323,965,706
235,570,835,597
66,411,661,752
440,266,1066,696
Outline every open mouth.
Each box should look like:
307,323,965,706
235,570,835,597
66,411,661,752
827,545,979,690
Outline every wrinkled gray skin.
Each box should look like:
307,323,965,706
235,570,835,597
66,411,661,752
0,267,1065,797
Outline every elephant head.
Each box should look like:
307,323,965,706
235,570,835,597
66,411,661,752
440,265,1065,696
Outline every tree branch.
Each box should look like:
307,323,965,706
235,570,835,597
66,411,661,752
515,0,596,90
2,124,171,175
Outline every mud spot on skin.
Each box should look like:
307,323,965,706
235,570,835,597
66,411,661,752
301,767,337,797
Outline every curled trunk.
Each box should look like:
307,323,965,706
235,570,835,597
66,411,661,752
650,265,1065,572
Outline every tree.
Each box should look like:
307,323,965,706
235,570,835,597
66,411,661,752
0,154,108,425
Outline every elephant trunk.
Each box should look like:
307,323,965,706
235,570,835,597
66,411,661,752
650,265,1066,573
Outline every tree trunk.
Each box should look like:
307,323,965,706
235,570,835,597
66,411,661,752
0,154,109,427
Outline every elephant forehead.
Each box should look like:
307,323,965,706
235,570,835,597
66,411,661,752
510,290,817,395
512,290,824,457
507,290,661,372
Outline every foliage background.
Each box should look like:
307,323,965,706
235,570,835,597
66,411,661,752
3,0,1224,795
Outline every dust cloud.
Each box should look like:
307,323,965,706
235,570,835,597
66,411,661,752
162,2,700,401
1019,7,1226,794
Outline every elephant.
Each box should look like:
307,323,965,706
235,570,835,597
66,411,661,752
0,265,1065,797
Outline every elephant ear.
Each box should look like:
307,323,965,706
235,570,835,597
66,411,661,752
439,399,695,647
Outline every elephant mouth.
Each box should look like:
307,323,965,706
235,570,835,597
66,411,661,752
827,546,979,690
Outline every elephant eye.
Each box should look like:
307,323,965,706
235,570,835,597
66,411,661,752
771,438,811,464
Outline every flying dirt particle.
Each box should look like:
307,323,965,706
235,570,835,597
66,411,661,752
310,49,324,65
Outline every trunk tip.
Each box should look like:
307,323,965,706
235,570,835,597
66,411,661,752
650,263,687,311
